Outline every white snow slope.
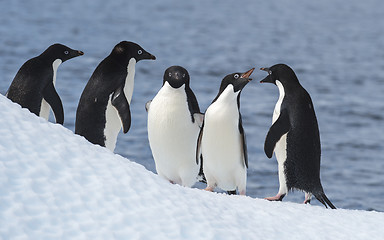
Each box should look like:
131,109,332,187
0,94,383,240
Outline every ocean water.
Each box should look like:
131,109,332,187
0,0,383,211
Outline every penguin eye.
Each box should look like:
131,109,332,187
169,73,172,77
138,50,143,55
234,74,240,79
64,50,69,55
268,70,272,75
182,74,186,78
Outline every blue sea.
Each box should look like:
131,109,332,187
0,0,383,211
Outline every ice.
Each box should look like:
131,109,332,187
0,94,383,239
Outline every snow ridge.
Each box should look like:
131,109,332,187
0,94,383,240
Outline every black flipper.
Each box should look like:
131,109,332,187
186,87,201,123
239,114,248,168
315,193,337,209
264,109,290,158
198,155,207,183
196,121,204,164
111,86,131,133
42,82,64,124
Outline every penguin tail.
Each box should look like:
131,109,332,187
315,192,336,209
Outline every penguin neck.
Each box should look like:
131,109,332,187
123,58,136,103
214,85,239,107
52,59,62,86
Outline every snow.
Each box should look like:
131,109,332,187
0,94,383,240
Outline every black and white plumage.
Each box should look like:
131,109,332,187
197,68,254,195
147,66,203,187
260,63,336,209
6,44,84,124
75,41,156,151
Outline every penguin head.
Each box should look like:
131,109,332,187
43,43,84,62
163,66,190,89
260,64,299,86
111,41,156,63
219,68,254,93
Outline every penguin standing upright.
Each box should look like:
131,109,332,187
75,41,155,151
6,44,84,124
146,66,203,187
260,63,336,209
197,68,254,195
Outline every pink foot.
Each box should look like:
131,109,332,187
265,193,286,201
204,186,214,192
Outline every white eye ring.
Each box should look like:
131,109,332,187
64,50,69,55
234,74,239,79
182,74,186,78
138,50,143,55
169,73,172,77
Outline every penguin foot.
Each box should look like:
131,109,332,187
304,192,312,204
265,194,286,201
204,186,214,192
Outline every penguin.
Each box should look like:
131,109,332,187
75,41,155,151
146,66,204,187
196,68,254,195
6,44,84,124
260,63,336,209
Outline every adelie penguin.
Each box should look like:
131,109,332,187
6,44,84,124
260,63,336,209
75,41,155,151
146,66,204,187
196,68,254,195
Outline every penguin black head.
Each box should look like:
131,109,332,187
111,41,156,63
163,66,190,89
260,64,299,86
219,68,255,93
42,43,84,62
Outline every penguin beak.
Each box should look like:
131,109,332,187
241,68,255,81
149,53,156,60
77,50,84,56
260,67,274,84
145,51,156,60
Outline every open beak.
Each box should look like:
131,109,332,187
241,68,255,81
260,67,273,83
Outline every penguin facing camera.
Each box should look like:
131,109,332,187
75,41,156,151
197,68,254,195
7,43,84,124
260,63,336,209
147,66,204,187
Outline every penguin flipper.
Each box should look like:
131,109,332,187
239,114,248,168
196,121,204,165
42,82,64,124
264,109,290,158
111,86,131,133
186,87,201,123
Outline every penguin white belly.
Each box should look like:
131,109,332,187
104,100,122,151
147,83,200,187
202,88,246,191
273,80,288,194
104,58,136,151
39,59,62,120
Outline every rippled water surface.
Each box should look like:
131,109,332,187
1,0,383,211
